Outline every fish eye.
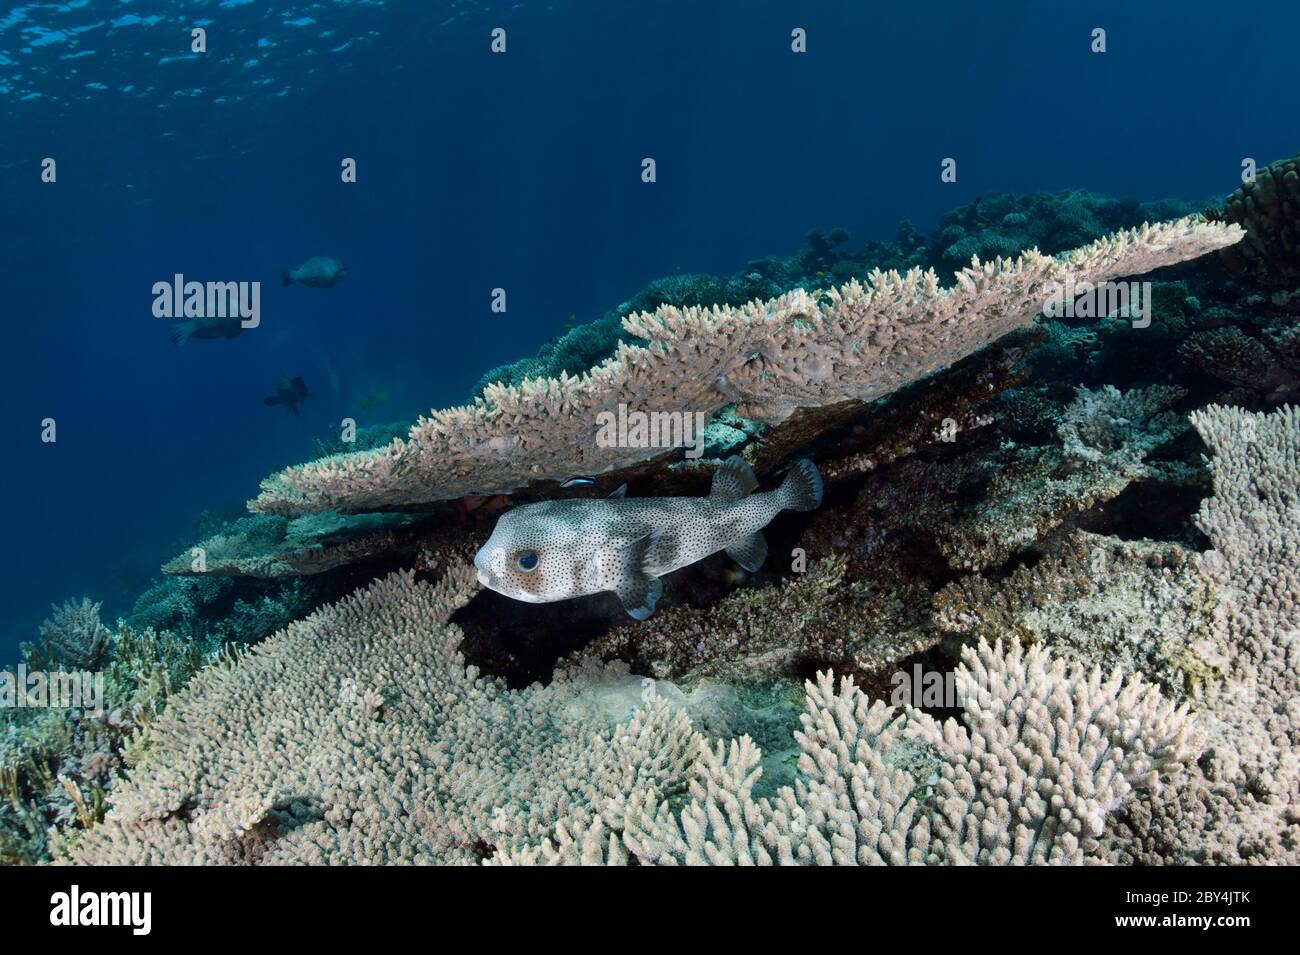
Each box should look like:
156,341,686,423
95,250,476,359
516,550,540,572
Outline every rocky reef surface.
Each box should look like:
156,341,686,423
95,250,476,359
5,157,1299,865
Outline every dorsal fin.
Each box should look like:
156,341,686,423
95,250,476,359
608,484,628,499
710,455,759,501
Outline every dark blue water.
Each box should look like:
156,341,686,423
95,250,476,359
2,0,1297,656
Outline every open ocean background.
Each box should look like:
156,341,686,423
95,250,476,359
2,0,1297,658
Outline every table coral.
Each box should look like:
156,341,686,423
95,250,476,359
160,512,431,579
249,217,1241,516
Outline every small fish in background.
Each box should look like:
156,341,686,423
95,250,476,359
282,256,346,288
263,375,315,415
358,390,389,411
474,456,822,619
559,476,595,488
168,314,243,345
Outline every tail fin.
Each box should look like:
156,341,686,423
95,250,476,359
169,321,194,346
778,459,822,512
281,268,293,287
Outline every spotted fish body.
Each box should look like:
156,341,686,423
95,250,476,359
473,457,822,619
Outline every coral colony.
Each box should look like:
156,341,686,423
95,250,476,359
6,155,1300,867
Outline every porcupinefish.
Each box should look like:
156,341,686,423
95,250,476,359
282,256,346,288
473,456,823,619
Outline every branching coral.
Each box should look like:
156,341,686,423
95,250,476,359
501,642,1200,866
1111,404,1300,863
2,623,204,864
23,598,111,671
250,218,1241,516
66,559,1200,867
70,568,709,864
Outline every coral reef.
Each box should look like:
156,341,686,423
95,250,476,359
250,217,1241,515
1,611,205,864
67,563,1197,867
12,179,1300,867
65,566,681,867
23,598,112,671
69,567,704,864
1179,324,1300,405
930,191,1202,276
570,383,1197,688
818,381,1190,577
125,569,325,649
574,553,935,685
161,512,432,579
502,641,1199,865
1220,153,1300,287
934,531,1220,698
1109,404,1300,863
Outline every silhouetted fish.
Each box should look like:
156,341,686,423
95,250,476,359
282,256,346,288
169,314,243,345
264,375,315,415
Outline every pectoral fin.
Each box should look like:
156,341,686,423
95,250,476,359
726,531,768,571
616,530,664,619
616,575,663,620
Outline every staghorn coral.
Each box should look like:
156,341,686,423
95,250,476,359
250,217,1241,516
1111,404,1300,863
501,641,1199,866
